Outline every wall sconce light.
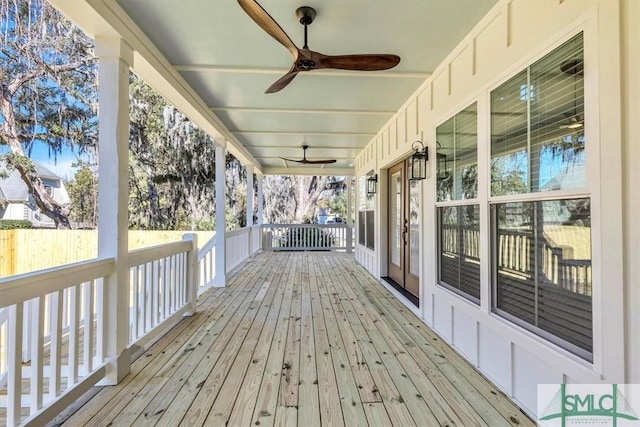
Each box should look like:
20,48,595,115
436,141,450,180
408,140,428,180
367,173,378,194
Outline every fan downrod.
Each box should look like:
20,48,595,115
296,6,316,67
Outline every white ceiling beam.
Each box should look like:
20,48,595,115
174,65,431,79
210,106,395,115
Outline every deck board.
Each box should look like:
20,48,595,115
60,252,535,427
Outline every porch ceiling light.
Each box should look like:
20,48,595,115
408,140,428,180
367,173,378,194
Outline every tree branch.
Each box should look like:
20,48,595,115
8,59,90,95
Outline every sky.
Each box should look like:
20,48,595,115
0,141,82,181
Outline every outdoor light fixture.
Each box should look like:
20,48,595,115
408,140,428,180
436,141,450,180
367,173,378,194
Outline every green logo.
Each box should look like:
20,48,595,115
539,384,639,427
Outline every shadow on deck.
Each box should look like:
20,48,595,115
60,252,534,426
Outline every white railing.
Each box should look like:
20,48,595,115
261,224,353,252
127,235,197,347
0,258,114,427
196,226,262,292
251,224,261,255
226,227,251,273
0,307,9,388
0,234,198,427
197,232,216,294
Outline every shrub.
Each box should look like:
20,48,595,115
0,219,33,230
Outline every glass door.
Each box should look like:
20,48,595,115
387,160,420,298
388,163,404,285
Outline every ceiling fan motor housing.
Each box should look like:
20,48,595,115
296,6,316,25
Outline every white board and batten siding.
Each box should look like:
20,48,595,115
354,0,634,417
354,142,379,277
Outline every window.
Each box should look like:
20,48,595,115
358,175,375,250
492,199,592,360
435,103,480,301
438,205,480,302
491,33,585,196
490,33,591,359
437,103,478,202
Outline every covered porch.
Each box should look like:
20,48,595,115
59,251,531,426
1,0,638,424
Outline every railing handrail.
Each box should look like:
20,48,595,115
226,226,251,238
197,232,217,259
0,258,115,309
127,240,192,267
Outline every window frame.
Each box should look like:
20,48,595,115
487,31,594,361
436,204,481,304
490,199,593,362
434,102,481,302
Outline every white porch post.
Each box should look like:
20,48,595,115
246,165,254,227
257,174,264,225
215,141,226,287
95,37,132,384
346,175,353,253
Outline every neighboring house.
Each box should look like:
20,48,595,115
0,161,70,227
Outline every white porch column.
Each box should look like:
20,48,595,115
215,141,226,287
246,165,254,227
257,174,264,225
346,175,353,253
95,37,133,384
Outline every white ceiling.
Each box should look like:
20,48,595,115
54,0,499,175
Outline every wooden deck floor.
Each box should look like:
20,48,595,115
61,252,534,427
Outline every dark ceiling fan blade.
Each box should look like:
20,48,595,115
266,67,299,93
314,53,401,71
279,157,337,164
237,0,299,59
300,159,337,164
280,145,337,164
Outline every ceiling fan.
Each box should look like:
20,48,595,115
559,114,583,129
237,0,401,93
280,145,336,164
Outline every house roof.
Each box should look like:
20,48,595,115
0,161,61,201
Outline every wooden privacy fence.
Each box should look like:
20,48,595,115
0,230,214,278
